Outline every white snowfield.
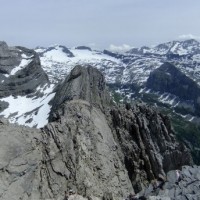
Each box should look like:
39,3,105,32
10,54,33,75
36,46,124,84
0,84,55,128
36,40,200,87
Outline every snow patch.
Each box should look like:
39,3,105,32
0,84,55,128
159,94,177,105
10,54,33,76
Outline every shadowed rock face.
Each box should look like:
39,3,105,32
146,62,200,101
109,104,192,192
146,62,200,116
0,42,49,98
0,66,193,200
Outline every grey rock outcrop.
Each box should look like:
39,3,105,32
140,165,200,200
109,104,192,193
0,117,97,200
0,41,20,73
0,42,53,127
50,65,110,120
0,118,43,200
43,100,133,199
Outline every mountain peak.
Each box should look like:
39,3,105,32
181,38,199,44
49,65,110,121
75,46,92,51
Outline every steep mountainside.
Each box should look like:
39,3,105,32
0,66,193,200
147,62,200,116
0,42,55,128
49,65,110,118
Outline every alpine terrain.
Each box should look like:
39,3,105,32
0,40,199,200
35,39,200,123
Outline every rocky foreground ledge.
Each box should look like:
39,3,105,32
138,165,200,200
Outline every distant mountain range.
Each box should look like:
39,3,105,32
35,39,200,85
35,39,200,123
0,39,200,128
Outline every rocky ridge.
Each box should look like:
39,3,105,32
49,65,110,118
43,66,192,198
0,66,193,200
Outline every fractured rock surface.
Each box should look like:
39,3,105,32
140,165,200,200
0,66,194,200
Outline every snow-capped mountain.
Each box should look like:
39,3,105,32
36,39,200,86
36,39,200,122
0,42,55,128
129,39,200,55
1,39,200,128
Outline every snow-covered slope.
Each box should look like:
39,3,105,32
0,43,55,128
35,45,124,84
0,84,55,128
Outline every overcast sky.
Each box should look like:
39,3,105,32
0,0,200,50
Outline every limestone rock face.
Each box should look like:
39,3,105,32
45,66,192,198
0,42,54,128
50,65,110,120
0,66,194,200
0,41,20,72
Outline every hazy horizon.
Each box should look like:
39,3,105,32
1,0,200,51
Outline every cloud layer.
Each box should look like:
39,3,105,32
178,34,200,40
109,44,133,52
